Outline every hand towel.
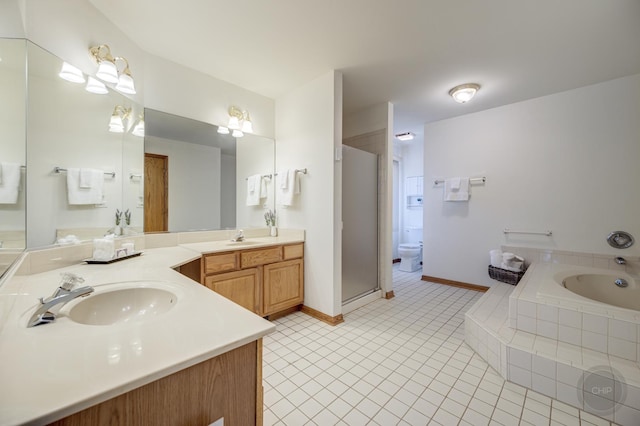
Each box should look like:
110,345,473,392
67,168,104,205
0,162,21,204
79,168,93,188
279,169,300,206
259,175,268,198
444,177,469,202
246,174,261,206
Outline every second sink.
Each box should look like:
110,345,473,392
68,287,177,326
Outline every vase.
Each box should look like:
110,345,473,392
270,226,278,237
114,225,122,236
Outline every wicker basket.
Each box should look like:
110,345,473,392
488,265,526,285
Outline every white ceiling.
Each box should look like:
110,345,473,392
90,0,640,136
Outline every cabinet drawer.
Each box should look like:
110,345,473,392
240,247,282,268
203,252,238,275
283,243,304,260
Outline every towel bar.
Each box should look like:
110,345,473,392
129,173,142,180
503,229,552,236
244,173,273,180
274,169,308,176
54,167,115,178
434,177,485,185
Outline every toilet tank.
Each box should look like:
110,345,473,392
404,227,423,244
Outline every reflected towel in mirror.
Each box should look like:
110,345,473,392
0,162,21,204
67,168,104,205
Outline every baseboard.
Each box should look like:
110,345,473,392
301,305,344,326
421,275,489,292
385,290,395,299
392,258,401,264
265,305,301,321
342,290,382,314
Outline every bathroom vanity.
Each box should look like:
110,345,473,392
198,242,304,318
0,230,308,425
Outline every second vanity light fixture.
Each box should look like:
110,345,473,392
89,44,136,95
109,105,131,133
218,105,253,138
449,83,480,103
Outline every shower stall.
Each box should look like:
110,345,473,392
341,145,379,303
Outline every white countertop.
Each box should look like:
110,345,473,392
0,239,297,425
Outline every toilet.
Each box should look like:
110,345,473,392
398,227,423,272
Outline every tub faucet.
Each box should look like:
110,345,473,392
232,229,245,242
615,257,626,265
27,273,94,328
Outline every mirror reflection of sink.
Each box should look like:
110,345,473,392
68,287,177,326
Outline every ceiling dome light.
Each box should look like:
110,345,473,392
59,62,85,83
449,83,480,103
85,77,108,94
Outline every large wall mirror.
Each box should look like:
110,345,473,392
0,38,275,278
0,39,26,276
144,109,275,233
26,41,144,248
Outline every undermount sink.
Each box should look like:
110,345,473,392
68,287,177,326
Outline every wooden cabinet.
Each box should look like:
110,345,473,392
263,259,304,316
201,243,304,318
204,268,260,314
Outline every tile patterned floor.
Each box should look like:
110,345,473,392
262,266,615,425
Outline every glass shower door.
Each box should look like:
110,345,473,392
342,146,379,303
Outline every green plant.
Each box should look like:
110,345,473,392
124,209,131,226
264,210,276,227
115,209,123,226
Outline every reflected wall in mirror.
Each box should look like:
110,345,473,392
26,41,144,248
0,39,26,275
144,109,275,232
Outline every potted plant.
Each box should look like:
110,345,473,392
264,210,277,237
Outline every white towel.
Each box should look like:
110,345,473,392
246,174,261,206
79,168,93,188
67,168,104,205
279,169,300,206
444,177,469,201
0,162,21,204
259,176,268,198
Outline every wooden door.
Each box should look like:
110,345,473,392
144,153,168,232
204,268,261,315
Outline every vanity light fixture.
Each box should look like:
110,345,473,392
108,105,131,133
85,76,108,94
395,132,415,141
131,115,145,137
89,44,136,94
217,126,230,135
449,83,480,103
227,106,253,137
58,62,85,83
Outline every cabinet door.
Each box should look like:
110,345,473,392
263,259,304,316
204,268,260,315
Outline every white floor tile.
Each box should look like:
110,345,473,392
261,265,612,426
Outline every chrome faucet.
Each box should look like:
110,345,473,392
27,272,94,328
232,229,245,242
615,256,626,265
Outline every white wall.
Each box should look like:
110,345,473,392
145,136,221,231
423,74,640,286
21,0,275,139
275,70,342,317
235,134,275,228
400,139,424,234
220,153,236,229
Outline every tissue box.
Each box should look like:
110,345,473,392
488,265,526,285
